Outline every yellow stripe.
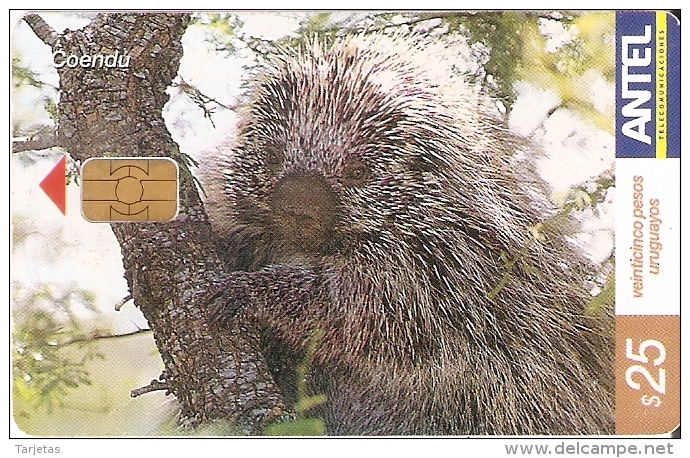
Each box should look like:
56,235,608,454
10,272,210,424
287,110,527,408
656,12,667,159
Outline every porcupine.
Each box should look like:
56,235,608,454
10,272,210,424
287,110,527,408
202,34,614,435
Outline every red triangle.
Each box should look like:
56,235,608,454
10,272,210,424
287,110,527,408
39,156,67,215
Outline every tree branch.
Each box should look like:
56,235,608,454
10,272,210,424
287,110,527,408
175,78,235,128
61,328,152,347
23,14,59,48
114,294,133,311
131,378,170,397
12,132,59,153
33,12,284,434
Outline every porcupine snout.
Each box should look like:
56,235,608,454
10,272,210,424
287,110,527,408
270,172,338,254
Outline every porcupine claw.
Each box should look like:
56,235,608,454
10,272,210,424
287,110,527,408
206,280,251,325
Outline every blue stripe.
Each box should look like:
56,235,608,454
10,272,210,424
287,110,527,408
616,11,658,158
666,13,680,158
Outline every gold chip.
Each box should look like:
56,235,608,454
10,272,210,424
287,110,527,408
81,157,179,222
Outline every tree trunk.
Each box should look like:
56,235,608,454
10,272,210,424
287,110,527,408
24,12,283,434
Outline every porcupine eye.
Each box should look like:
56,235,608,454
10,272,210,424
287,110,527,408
341,158,371,187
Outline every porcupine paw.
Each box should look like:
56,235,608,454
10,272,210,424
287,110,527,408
206,280,253,325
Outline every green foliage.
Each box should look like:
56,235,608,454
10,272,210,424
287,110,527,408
12,52,59,161
301,12,334,35
518,12,615,132
274,14,340,53
43,98,58,123
12,56,44,89
12,284,103,412
437,11,615,125
190,13,244,55
263,418,326,436
560,171,615,215
488,228,541,302
263,331,327,436
193,11,613,131
155,417,242,436
488,166,614,305
585,269,615,317
440,11,536,107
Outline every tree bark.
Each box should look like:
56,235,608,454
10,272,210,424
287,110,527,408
24,12,283,434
